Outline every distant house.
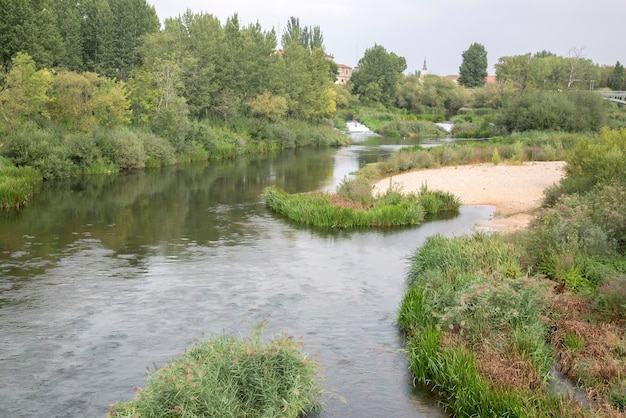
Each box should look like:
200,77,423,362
440,74,496,85
336,64,353,84
443,75,459,84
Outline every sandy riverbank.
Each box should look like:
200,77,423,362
372,161,567,232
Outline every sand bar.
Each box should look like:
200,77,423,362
372,161,566,231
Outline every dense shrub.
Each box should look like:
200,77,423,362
261,123,296,148
1,124,75,179
95,128,146,171
138,131,177,168
378,120,446,138
496,91,607,133
398,234,570,416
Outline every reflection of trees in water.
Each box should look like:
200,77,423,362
0,149,336,273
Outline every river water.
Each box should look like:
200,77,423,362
0,129,494,417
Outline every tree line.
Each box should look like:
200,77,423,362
0,0,624,184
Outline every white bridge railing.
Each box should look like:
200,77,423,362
599,91,626,104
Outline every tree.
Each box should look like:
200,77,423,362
495,54,533,96
0,53,53,132
0,0,64,68
458,43,488,88
281,17,324,52
79,0,159,79
608,61,624,91
350,44,406,106
48,70,131,132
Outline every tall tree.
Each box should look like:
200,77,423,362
350,44,406,106
79,0,159,79
458,42,488,88
0,0,64,68
608,61,624,91
281,17,324,52
51,0,84,71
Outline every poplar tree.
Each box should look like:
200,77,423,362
608,61,624,91
458,42,488,88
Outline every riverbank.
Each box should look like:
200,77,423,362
372,161,566,232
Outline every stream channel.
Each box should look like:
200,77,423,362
0,123,495,417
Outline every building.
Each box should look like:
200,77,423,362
336,64,353,84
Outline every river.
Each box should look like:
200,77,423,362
0,129,494,417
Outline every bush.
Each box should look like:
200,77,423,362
336,176,375,206
137,131,177,168
496,90,608,133
109,323,322,418
96,128,146,171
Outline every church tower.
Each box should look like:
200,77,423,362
420,58,428,80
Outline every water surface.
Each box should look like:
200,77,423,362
0,140,494,417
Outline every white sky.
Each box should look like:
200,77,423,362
147,0,625,76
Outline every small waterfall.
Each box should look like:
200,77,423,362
346,120,372,133
436,122,453,133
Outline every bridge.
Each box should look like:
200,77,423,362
599,91,626,104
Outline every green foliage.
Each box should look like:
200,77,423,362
95,128,146,170
398,233,570,417
563,127,626,193
607,61,625,91
378,120,446,138
595,276,626,321
336,176,375,206
458,43,488,88
109,323,322,418
0,165,40,209
262,183,458,229
496,90,607,133
138,131,177,167
491,148,501,164
0,0,64,68
247,92,288,121
351,44,406,106
0,52,53,132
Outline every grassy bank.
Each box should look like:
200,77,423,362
263,179,459,229
0,158,40,209
0,118,350,209
109,323,322,418
354,107,447,138
398,127,626,416
358,130,585,180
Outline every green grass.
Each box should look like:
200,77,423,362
0,165,41,209
262,182,459,229
108,323,322,418
398,233,580,416
398,129,626,416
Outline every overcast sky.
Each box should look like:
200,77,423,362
147,0,625,76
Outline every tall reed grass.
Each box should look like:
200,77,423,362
109,323,322,418
0,165,40,209
262,182,459,229
398,233,581,416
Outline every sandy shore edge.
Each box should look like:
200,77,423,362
372,161,566,232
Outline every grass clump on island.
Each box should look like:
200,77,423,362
398,127,626,417
108,322,322,418
263,177,460,229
